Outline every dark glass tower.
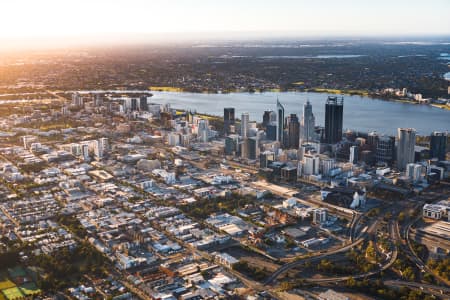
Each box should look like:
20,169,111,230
223,107,235,134
287,114,300,149
262,110,272,128
324,96,344,144
277,99,285,144
430,131,447,161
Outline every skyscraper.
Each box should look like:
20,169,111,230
240,113,250,159
277,99,285,144
397,128,416,171
376,136,395,165
224,107,235,135
301,100,315,142
287,114,300,149
430,131,447,161
349,145,358,164
262,110,274,128
324,96,344,144
139,96,148,111
241,113,249,138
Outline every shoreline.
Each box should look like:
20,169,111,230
149,87,450,111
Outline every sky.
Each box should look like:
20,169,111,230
0,0,449,47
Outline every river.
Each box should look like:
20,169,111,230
148,91,449,136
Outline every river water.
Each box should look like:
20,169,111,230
148,91,450,136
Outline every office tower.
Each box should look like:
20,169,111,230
349,145,358,164
224,107,235,134
320,158,336,177
260,151,275,168
430,131,447,161
277,99,285,143
139,96,148,111
287,114,300,149
198,119,209,142
324,96,344,144
266,124,277,141
248,137,259,160
61,105,70,116
406,163,423,182
301,100,315,142
131,98,138,111
376,136,395,165
312,208,328,224
167,133,181,146
303,154,320,176
262,110,276,128
241,113,249,138
72,92,84,107
225,135,240,156
397,128,416,171
95,94,103,107
367,131,379,150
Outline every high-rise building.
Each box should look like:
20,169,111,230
95,94,103,107
266,124,277,141
139,96,148,111
248,137,259,160
262,110,272,128
312,208,328,224
260,151,275,168
225,135,239,155
406,163,423,182
376,136,395,165
241,113,249,138
397,128,416,171
324,96,344,144
277,99,285,144
367,132,395,165
224,107,235,135
72,92,84,107
320,158,336,177
349,145,358,164
198,119,209,142
131,98,138,111
367,131,379,151
303,154,320,176
430,131,447,161
287,114,300,149
301,100,315,142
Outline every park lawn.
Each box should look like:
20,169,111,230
0,279,15,290
19,282,41,296
1,287,23,300
149,86,184,92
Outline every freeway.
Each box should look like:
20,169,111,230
264,217,396,286
384,280,450,299
406,216,450,287
263,219,377,285
299,221,399,284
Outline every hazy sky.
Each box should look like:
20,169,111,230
0,0,449,41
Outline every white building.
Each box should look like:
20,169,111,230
303,154,320,176
406,163,423,182
312,208,327,224
423,204,448,220
167,132,181,146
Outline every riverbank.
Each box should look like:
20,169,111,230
431,103,450,111
149,86,449,110
149,90,450,135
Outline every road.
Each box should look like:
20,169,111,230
384,280,450,299
264,217,397,286
405,216,450,287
